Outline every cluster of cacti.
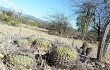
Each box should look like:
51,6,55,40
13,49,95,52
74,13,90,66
11,36,80,69
13,36,52,55
5,54,35,69
47,45,78,69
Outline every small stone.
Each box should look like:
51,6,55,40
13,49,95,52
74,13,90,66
0,53,4,59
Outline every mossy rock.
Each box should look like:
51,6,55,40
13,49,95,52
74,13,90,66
27,35,37,42
32,38,51,53
5,54,35,69
14,39,29,47
47,45,78,69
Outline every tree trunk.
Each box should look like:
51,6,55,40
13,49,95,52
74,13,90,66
97,23,110,61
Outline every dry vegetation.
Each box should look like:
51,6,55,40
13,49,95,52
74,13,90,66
0,1,110,68
2,20,110,70
0,24,98,57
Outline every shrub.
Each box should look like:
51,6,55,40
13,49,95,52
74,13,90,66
8,20,19,26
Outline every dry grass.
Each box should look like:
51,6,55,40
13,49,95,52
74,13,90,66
0,24,98,57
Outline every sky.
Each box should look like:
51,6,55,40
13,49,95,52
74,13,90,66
0,0,77,28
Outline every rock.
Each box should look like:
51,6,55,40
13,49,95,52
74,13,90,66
0,53,4,59
0,61,6,70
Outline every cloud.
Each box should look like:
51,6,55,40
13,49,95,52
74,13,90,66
1,0,15,8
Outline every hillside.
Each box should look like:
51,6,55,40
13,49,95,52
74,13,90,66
0,6,44,22
0,23,103,70
0,24,98,57
0,0,110,69
0,8,102,70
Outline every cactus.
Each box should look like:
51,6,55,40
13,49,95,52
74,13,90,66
47,45,78,69
27,35,37,42
5,54,35,69
32,38,51,54
14,39,29,47
33,38,50,47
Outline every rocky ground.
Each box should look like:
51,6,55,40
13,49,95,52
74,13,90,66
0,24,109,70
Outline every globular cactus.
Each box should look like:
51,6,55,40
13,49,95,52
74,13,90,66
5,54,35,69
27,35,37,42
14,39,29,47
31,38,51,54
47,45,78,69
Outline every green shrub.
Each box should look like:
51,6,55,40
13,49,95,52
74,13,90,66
8,20,18,26
2,15,10,22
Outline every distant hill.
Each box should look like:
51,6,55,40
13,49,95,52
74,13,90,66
0,6,45,22
0,6,10,11
22,14,45,22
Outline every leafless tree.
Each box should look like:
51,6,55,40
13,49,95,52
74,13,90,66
70,0,110,61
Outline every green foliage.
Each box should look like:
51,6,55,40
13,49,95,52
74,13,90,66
47,21,75,37
6,11,13,17
0,10,19,26
0,10,39,27
47,45,78,69
76,13,99,41
8,20,18,26
76,1,95,40
76,13,85,33
46,13,75,37
2,14,10,22
0,10,45,28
